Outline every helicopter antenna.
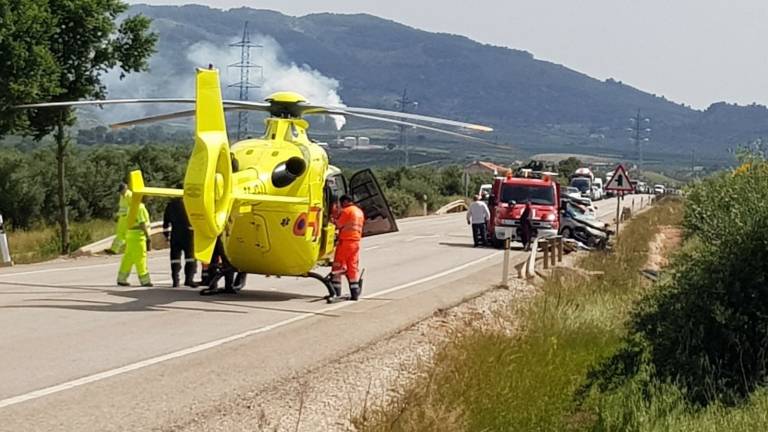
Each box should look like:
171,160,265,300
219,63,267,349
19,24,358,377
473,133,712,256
228,21,264,140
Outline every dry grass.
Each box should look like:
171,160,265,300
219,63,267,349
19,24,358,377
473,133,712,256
354,200,683,432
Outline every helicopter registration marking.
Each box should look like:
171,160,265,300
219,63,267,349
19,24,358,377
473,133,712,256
294,207,322,241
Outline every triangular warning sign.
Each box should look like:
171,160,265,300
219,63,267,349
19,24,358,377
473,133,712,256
605,164,634,192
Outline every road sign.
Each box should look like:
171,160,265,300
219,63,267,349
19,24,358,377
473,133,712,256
605,164,634,192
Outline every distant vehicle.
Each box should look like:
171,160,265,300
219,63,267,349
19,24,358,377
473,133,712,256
570,167,598,200
565,186,581,198
487,169,561,248
479,184,493,200
654,184,666,195
593,178,604,200
636,181,648,194
569,176,592,197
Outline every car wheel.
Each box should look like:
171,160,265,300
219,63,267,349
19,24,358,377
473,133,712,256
561,227,573,239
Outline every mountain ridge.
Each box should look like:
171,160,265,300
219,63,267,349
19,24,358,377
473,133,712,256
119,4,768,160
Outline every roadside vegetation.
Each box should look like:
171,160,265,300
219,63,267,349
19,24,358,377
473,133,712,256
356,154,768,431
8,219,113,264
354,199,683,431
0,142,491,262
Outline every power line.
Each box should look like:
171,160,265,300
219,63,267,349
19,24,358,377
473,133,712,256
228,22,263,140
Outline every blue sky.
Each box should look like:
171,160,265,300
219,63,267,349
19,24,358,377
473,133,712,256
129,0,768,110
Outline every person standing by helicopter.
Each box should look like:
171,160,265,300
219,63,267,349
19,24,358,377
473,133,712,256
331,195,365,302
163,193,197,288
108,183,131,254
117,201,153,287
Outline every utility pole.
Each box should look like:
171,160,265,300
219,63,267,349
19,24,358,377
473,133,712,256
628,110,651,176
229,22,263,141
395,88,418,167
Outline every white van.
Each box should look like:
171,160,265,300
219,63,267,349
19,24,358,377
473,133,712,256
592,178,604,200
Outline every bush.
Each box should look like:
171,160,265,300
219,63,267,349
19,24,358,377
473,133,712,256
586,162,768,407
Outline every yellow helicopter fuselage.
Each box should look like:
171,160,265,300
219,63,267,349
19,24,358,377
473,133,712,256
224,119,334,276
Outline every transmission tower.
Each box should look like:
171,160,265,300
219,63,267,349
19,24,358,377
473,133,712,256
628,109,651,175
229,22,263,140
394,88,418,167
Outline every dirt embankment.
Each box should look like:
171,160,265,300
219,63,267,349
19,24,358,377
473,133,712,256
646,226,683,271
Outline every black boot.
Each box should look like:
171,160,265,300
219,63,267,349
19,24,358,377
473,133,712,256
184,261,198,287
350,281,361,301
171,262,181,288
327,281,344,303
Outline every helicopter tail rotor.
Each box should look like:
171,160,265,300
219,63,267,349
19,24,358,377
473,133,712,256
183,68,234,263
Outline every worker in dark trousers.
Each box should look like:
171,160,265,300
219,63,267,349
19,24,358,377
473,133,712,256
520,199,533,251
163,196,197,287
200,237,247,295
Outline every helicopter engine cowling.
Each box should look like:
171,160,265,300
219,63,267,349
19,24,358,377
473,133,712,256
271,157,307,188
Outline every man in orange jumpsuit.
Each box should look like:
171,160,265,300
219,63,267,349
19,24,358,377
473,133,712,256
331,195,365,302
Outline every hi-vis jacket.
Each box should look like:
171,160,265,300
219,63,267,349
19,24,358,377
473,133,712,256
335,204,365,241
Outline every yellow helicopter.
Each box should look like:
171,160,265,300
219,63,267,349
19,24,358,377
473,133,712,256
19,67,492,297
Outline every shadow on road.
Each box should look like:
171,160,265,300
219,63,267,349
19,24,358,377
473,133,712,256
0,286,339,317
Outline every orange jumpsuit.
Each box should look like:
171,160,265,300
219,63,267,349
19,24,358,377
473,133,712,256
332,203,365,283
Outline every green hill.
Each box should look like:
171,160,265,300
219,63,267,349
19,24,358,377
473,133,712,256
113,4,768,164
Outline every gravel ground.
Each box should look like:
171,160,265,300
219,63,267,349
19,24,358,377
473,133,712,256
167,277,537,432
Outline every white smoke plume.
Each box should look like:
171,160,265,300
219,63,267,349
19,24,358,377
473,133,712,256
100,35,346,130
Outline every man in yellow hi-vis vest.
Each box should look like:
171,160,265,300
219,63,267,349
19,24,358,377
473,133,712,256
109,183,132,254
117,202,153,287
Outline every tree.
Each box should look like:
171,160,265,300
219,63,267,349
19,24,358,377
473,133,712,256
557,157,582,180
15,1,156,253
0,1,60,135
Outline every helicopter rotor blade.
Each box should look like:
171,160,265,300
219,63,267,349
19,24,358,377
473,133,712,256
110,107,244,130
14,98,198,109
326,110,506,147
312,105,493,132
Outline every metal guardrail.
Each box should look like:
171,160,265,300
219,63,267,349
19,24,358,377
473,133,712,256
500,236,564,285
435,200,468,215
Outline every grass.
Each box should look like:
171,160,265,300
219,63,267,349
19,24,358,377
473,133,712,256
641,171,683,187
353,199,683,432
6,219,114,264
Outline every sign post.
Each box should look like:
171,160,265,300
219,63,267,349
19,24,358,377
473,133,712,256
604,164,634,237
0,214,13,267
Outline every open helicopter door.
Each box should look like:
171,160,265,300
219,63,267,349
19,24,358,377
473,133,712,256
349,169,399,237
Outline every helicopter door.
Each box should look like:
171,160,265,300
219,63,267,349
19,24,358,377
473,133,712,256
348,169,399,237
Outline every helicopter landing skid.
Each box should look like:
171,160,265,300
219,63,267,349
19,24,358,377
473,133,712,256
306,270,365,304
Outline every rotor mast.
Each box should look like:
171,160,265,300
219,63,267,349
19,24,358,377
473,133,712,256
228,22,264,140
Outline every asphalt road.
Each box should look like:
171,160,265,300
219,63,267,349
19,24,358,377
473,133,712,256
0,195,649,431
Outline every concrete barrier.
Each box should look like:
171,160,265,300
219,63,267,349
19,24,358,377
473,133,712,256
0,214,13,267
74,221,168,256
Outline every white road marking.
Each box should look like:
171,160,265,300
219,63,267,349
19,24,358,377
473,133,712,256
0,250,501,409
0,262,117,278
363,246,381,251
405,234,440,242
0,254,167,279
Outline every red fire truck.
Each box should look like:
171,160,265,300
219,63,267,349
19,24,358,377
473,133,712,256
486,168,561,248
